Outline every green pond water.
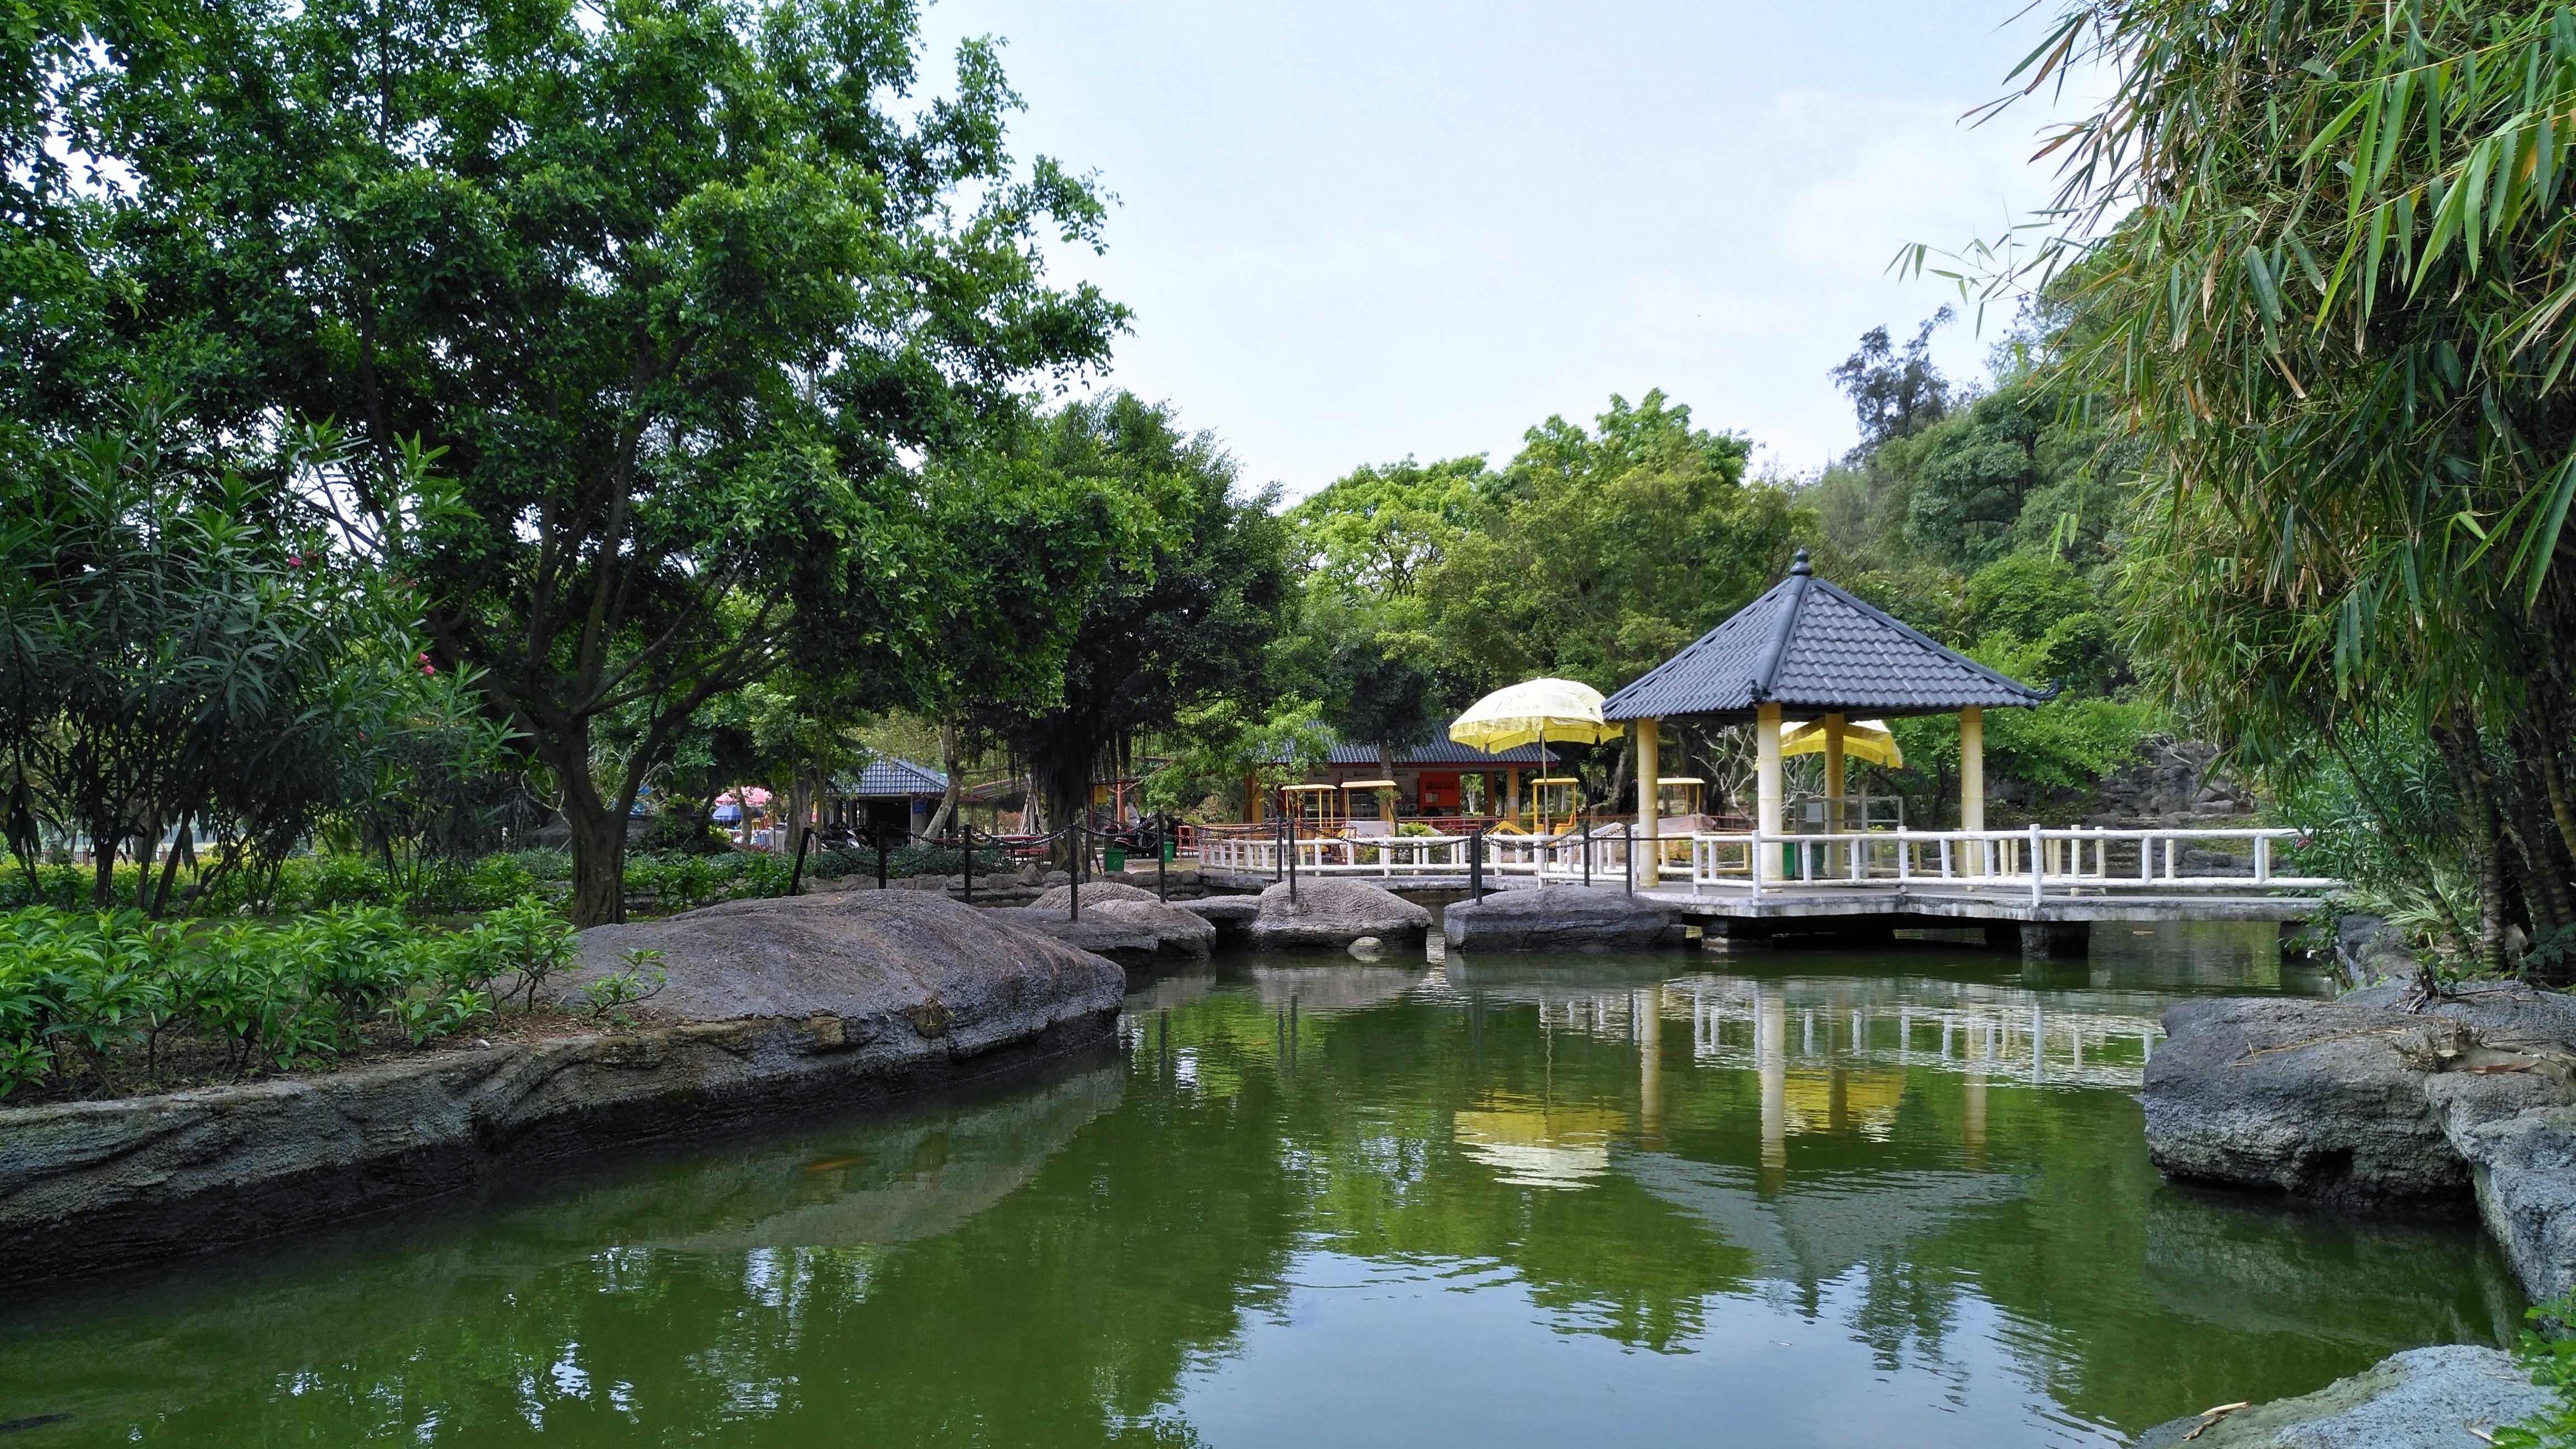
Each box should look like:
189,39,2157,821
0,924,2525,1447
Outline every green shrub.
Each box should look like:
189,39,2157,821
0,895,579,1099
2499,1296,2576,1448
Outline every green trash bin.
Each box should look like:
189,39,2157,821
1104,847,1127,873
1161,840,1176,863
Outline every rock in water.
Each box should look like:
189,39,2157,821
2146,991,2576,1300
1441,885,1682,953
566,891,1124,1055
2132,1344,2549,1448
1245,878,1432,950
1011,882,1215,970
2144,997,2481,1205
1178,894,1261,945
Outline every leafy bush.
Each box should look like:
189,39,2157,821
0,896,584,1099
804,842,1013,882
2498,1296,2576,1448
620,849,795,912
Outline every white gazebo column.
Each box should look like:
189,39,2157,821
1756,702,1784,880
1634,716,1660,889
1822,712,1846,874
1959,705,1986,875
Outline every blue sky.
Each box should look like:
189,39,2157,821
912,0,2097,498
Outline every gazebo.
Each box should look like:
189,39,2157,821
1600,548,2053,882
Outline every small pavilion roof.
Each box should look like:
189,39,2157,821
1601,549,2053,723
832,757,949,798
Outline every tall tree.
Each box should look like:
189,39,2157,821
972,394,1295,849
1420,390,1804,697
66,0,1130,921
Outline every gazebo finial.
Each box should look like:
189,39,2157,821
1789,547,1812,577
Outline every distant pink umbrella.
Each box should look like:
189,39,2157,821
716,787,773,807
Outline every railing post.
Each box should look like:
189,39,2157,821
877,825,891,891
962,825,974,905
791,826,815,896
1288,818,1298,903
2255,834,2271,883
1069,827,1081,922
1471,825,1486,903
1156,820,1167,902
2028,822,2044,904
1750,836,1765,901
1624,823,1633,897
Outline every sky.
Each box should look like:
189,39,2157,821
911,0,2100,498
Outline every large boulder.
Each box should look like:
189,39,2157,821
2147,992,2576,1301
2133,1344,2550,1448
1441,884,1682,953
1245,878,1431,950
1012,882,1215,970
565,890,1125,1056
2146,997,2487,1205
1178,894,1262,945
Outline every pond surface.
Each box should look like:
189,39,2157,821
0,924,2523,1447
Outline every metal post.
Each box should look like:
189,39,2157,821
790,826,815,895
876,825,889,891
1583,823,1592,887
1623,823,1632,897
1069,826,1081,922
1156,820,1168,901
962,824,974,905
1288,816,1299,902
1470,825,1486,903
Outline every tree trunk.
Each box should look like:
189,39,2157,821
2436,720,2508,974
1608,738,1633,817
924,721,965,839
552,717,626,926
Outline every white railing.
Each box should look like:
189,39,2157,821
1681,825,2336,899
1194,826,1646,884
1195,823,2336,900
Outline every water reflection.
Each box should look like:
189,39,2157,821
0,935,2517,1448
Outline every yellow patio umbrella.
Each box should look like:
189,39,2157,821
1781,717,1905,769
1447,678,1622,753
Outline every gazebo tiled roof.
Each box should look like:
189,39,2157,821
1601,549,2053,723
833,757,949,797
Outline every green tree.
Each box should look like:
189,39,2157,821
1420,390,1803,696
973,394,1296,847
0,399,448,912
61,0,1130,922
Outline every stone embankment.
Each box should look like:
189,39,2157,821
0,892,1124,1286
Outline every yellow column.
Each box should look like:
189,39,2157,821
1756,703,1784,880
1822,713,1846,874
1959,705,1986,874
1634,717,1660,889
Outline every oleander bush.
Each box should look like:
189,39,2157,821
0,894,581,1101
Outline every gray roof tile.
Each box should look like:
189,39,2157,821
834,757,949,797
1602,549,2052,721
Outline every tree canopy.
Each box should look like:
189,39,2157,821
25,0,1136,920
